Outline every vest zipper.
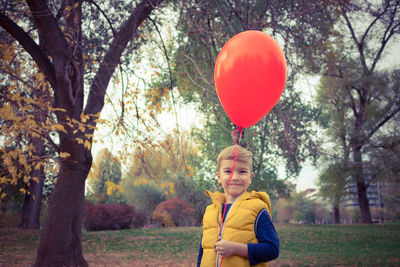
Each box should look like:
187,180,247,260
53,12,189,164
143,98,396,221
216,195,240,267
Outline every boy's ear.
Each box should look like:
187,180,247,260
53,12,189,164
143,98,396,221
250,172,254,182
216,172,222,184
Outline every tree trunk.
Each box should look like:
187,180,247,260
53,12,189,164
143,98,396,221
353,147,373,224
19,175,45,229
333,201,341,224
33,141,92,267
20,137,46,229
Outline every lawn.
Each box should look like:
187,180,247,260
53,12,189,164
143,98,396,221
1,224,399,266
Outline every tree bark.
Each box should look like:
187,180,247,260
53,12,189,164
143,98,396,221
333,201,340,224
33,141,91,267
353,147,373,224
19,177,45,229
20,138,46,229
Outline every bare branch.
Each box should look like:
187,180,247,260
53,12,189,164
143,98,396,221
84,0,164,121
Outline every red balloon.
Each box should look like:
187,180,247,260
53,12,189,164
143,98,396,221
214,30,287,128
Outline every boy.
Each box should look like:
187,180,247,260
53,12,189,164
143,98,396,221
197,145,279,267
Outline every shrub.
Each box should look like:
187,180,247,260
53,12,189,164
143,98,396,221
131,210,146,229
152,198,195,227
122,181,166,222
84,201,140,231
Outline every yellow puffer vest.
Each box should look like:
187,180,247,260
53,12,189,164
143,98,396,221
200,190,271,267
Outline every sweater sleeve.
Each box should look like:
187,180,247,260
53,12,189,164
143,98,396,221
247,209,279,266
197,233,203,267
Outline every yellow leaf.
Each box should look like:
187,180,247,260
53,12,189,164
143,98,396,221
75,138,84,144
60,152,71,158
79,125,85,133
84,140,91,150
53,124,67,133
0,103,14,121
106,180,115,195
80,112,88,123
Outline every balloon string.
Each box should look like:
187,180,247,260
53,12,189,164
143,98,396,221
218,126,243,267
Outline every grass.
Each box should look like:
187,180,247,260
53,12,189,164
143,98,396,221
1,224,400,266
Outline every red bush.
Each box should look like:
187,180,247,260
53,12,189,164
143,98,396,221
84,201,143,231
152,198,195,227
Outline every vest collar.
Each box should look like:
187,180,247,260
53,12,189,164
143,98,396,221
205,190,252,204
206,190,271,210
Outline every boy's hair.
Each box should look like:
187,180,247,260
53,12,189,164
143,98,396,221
217,145,253,172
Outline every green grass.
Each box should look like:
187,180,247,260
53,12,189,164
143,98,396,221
277,224,400,266
1,224,400,266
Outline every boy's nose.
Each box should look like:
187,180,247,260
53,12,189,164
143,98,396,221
231,171,239,180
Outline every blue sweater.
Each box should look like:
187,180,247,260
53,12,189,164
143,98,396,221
197,203,279,266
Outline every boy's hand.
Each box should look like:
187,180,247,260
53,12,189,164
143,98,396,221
214,239,248,258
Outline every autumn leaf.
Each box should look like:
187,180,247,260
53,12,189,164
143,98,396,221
84,140,91,150
60,152,71,159
0,104,14,121
52,124,67,133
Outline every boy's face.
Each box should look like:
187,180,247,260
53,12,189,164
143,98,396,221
217,159,254,203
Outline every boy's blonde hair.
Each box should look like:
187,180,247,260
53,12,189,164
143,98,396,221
217,145,253,172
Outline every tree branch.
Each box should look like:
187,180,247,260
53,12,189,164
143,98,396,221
85,0,116,37
26,0,70,64
0,11,56,88
370,5,400,73
340,4,369,74
359,1,389,46
347,85,358,118
361,105,400,147
84,0,164,123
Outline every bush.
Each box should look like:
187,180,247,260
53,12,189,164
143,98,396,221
84,201,142,231
131,210,147,229
122,181,166,222
152,198,195,227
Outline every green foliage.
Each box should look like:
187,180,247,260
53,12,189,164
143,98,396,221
122,181,166,222
173,176,210,225
86,148,123,204
277,190,329,224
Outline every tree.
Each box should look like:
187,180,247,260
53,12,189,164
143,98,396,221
313,1,400,223
316,76,352,224
0,0,164,265
86,148,122,204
